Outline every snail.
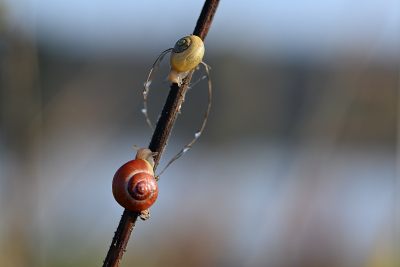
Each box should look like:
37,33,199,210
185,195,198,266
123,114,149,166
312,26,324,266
167,35,205,86
112,146,158,212
143,34,206,97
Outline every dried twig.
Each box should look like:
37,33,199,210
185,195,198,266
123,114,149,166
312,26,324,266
103,1,220,266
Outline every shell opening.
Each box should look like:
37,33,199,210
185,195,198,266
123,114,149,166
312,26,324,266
134,145,157,168
166,68,190,86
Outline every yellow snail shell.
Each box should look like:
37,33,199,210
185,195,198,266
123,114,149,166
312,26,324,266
167,35,205,86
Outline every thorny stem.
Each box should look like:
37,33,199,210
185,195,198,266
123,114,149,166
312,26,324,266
102,1,220,266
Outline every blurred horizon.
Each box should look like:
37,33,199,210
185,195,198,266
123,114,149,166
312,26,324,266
2,0,399,63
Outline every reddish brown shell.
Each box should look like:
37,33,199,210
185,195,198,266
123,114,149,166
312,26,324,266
112,159,158,211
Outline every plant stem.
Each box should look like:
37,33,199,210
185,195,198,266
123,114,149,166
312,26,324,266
103,1,220,266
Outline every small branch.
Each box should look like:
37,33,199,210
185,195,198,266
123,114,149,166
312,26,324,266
103,1,220,266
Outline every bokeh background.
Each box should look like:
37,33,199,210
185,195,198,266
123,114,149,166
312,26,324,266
1,1,399,266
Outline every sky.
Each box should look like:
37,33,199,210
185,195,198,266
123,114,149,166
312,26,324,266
3,0,399,63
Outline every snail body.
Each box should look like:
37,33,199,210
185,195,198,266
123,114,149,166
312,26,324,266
112,147,158,211
167,35,205,86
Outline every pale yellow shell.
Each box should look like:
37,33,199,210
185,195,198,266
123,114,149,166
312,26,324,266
170,35,205,72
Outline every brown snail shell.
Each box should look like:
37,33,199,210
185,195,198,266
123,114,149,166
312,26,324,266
112,148,158,211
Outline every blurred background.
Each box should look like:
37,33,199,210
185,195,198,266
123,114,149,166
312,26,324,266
0,0,399,266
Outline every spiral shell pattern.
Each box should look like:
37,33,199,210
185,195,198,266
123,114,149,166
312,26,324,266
170,35,205,72
173,36,192,53
112,159,158,211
